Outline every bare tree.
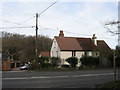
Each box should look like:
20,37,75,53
105,20,120,34
104,20,120,46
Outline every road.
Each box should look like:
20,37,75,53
2,69,115,88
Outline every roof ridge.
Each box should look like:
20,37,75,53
97,40,104,41
55,36,91,39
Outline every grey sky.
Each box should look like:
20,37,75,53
0,0,119,49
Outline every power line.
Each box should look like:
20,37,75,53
34,0,59,56
15,16,35,26
38,0,59,16
0,26,35,29
0,16,35,30
2,9,35,16
0,19,32,26
0,15,35,27
1,0,59,28
39,27,91,36
39,27,114,39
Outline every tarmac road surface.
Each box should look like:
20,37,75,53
2,69,117,88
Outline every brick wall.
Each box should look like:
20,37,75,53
2,60,11,71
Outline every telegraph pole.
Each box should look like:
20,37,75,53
35,13,38,56
35,0,59,56
113,52,116,82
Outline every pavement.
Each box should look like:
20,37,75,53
2,69,116,88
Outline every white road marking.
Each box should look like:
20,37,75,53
3,73,114,80
72,73,114,77
3,71,27,73
3,77,29,80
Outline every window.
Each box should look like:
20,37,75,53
85,52,87,56
96,53,98,56
72,51,76,57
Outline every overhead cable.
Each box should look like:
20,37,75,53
0,26,35,29
38,0,59,16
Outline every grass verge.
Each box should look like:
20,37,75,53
31,68,76,72
96,80,120,89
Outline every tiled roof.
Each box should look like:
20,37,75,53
55,36,109,51
97,40,111,56
55,37,82,50
40,52,50,57
76,38,98,51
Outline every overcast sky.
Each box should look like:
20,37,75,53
0,0,119,49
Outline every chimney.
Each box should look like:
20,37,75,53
59,30,64,38
92,34,97,46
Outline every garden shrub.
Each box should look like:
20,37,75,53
50,57,61,68
38,57,50,68
80,56,99,67
66,57,78,68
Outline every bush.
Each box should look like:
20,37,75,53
66,57,78,68
38,57,50,68
108,53,113,67
41,63,52,68
36,57,61,68
80,56,99,67
50,57,61,68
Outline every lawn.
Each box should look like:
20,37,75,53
96,80,120,89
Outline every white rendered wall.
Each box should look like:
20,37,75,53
76,51,84,59
60,51,72,59
50,38,60,58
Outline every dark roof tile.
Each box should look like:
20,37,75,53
55,36,98,51
76,38,98,51
97,40,111,51
55,36,82,50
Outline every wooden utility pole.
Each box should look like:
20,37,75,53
34,0,58,57
35,13,38,56
34,0,58,56
113,52,116,82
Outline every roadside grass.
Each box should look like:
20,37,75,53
30,66,113,72
96,80,120,89
78,66,113,70
31,68,76,72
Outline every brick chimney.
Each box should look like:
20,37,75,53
92,34,97,46
59,30,64,38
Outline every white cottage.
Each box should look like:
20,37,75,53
51,30,110,66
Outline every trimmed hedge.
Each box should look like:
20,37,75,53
80,56,99,67
35,57,61,68
66,57,78,68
